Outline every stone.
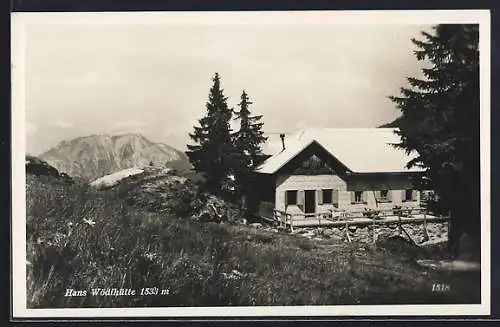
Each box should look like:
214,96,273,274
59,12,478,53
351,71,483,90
250,223,263,229
322,229,334,236
302,232,315,239
330,234,343,242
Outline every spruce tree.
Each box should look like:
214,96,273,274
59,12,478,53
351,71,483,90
389,24,480,256
232,90,268,196
186,73,235,194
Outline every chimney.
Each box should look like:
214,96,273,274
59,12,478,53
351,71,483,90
280,133,286,151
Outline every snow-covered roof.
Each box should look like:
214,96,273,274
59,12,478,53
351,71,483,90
256,128,423,174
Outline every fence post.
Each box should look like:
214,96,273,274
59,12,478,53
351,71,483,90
345,221,351,243
398,213,402,236
423,209,429,241
372,214,376,243
289,214,294,233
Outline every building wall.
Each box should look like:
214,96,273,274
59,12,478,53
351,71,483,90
275,173,420,215
346,189,420,212
275,174,347,213
345,173,420,211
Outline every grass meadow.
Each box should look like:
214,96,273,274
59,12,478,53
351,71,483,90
26,174,480,308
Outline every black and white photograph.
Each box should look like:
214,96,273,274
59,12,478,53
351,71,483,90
11,10,491,318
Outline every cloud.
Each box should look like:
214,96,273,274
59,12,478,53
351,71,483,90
53,119,74,129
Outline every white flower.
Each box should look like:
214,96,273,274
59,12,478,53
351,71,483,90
83,218,96,226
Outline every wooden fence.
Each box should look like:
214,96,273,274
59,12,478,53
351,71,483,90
271,207,449,236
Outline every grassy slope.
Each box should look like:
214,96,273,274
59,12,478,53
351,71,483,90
26,174,480,308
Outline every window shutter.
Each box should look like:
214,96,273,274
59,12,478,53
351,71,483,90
362,191,367,202
284,191,288,206
350,191,355,203
374,190,380,201
388,190,392,201
401,189,406,201
298,190,305,207
333,190,339,204
318,190,323,204
412,190,418,201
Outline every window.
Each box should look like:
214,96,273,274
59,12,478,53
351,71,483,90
286,190,298,205
322,189,333,204
403,189,416,201
377,190,391,202
352,191,365,203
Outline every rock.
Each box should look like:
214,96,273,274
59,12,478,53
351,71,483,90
250,223,263,229
302,232,315,239
329,234,343,242
348,225,357,232
191,194,244,224
322,229,334,236
332,227,343,235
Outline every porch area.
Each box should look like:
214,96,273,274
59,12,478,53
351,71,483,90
268,207,449,233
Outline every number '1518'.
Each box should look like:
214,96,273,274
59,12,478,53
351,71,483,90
432,283,450,292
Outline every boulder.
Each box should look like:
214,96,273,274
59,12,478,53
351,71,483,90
250,223,263,229
191,194,244,224
329,234,344,242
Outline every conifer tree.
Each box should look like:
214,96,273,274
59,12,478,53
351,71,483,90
389,24,480,256
186,73,235,194
232,90,268,196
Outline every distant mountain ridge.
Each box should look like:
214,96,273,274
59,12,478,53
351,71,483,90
39,133,191,180
378,116,403,128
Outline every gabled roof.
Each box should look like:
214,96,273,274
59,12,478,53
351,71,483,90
255,128,423,174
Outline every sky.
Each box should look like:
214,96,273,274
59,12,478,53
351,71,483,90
22,14,432,155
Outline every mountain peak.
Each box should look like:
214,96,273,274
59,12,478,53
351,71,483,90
39,133,190,180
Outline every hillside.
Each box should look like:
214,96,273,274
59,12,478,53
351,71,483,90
26,165,480,308
25,155,73,183
39,133,191,180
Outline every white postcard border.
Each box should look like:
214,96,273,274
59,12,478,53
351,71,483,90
11,9,491,318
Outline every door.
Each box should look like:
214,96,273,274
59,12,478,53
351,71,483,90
304,190,316,214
